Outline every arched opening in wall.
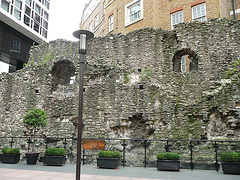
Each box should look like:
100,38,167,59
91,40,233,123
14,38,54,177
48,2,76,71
173,48,199,72
51,60,75,91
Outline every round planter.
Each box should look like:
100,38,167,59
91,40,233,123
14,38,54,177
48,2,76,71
26,152,39,165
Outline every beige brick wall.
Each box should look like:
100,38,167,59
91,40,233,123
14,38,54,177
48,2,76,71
105,0,155,35
104,0,232,36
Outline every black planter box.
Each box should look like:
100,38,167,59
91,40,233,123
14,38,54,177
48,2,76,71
157,160,180,171
26,153,39,165
43,156,66,166
97,158,120,169
0,154,20,164
222,162,240,174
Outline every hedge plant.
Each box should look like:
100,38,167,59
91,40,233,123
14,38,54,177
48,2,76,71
157,152,180,160
220,152,240,162
44,148,66,156
98,150,121,158
1,148,20,155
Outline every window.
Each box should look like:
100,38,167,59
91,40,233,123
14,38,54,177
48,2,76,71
44,11,49,21
44,0,50,9
10,39,21,52
181,56,186,72
13,0,22,20
109,14,114,32
173,49,199,72
89,21,93,32
192,3,206,22
171,11,183,30
125,0,143,26
1,0,10,12
25,0,31,7
24,5,31,26
14,8,21,20
35,4,40,14
42,29,47,38
95,14,99,27
15,0,21,9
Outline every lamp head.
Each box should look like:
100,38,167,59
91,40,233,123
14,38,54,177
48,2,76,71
73,30,94,54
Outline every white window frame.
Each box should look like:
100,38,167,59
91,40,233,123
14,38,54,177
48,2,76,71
181,56,186,72
171,10,183,30
1,0,11,12
89,21,93,32
95,13,99,28
192,3,206,22
109,14,114,32
230,8,240,16
125,0,143,27
14,0,22,20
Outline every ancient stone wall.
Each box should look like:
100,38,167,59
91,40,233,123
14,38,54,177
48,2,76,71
0,19,240,167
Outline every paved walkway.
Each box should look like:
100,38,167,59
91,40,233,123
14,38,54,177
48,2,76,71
0,162,239,180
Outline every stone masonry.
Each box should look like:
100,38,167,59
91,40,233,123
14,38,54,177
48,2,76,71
0,19,240,167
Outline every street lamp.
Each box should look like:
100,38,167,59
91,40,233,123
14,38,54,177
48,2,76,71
73,30,94,180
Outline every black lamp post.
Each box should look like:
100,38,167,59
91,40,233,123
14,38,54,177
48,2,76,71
73,30,94,180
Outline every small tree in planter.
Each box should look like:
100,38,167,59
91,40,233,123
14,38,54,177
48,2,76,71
0,148,20,164
220,152,240,174
23,108,47,165
97,150,121,169
157,152,180,171
43,148,66,166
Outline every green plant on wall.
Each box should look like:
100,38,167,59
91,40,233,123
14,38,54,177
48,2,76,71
41,49,53,66
123,72,130,83
141,68,151,81
76,47,79,54
189,115,195,123
224,58,240,78
23,108,47,152
69,42,72,54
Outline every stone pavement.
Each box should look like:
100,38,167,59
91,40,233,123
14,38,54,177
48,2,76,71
0,162,239,180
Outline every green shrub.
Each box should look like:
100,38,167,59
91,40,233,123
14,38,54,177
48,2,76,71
112,151,121,158
23,108,47,128
1,148,9,154
1,148,20,154
157,152,165,160
9,148,20,154
221,152,240,162
98,150,105,158
98,150,121,158
44,148,66,156
157,152,180,160
23,108,47,152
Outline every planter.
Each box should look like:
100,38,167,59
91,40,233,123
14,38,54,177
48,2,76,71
43,156,66,166
26,152,39,165
97,158,120,169
0,154,20,164
222,162,240,174
157,160,180,171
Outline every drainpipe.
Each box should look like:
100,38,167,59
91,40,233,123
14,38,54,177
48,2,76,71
232,0,236,19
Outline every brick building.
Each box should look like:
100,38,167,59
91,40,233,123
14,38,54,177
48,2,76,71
80,0,105,37
81,0,239,37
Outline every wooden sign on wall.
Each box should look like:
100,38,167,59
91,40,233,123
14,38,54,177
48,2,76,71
83,140,105,150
